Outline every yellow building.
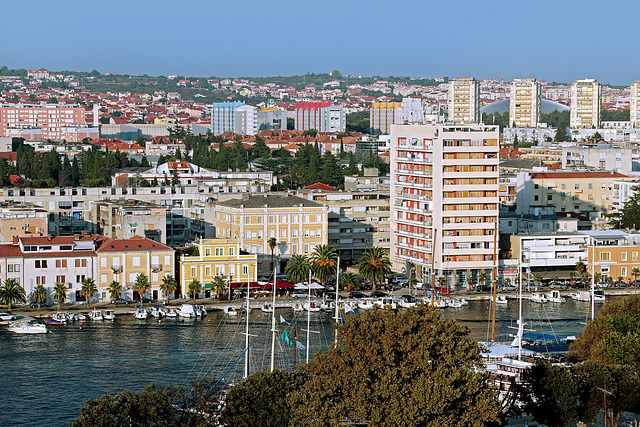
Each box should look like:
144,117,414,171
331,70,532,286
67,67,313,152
211,195,328,274
370,101,401,134
585,231,640,283
179,238,257,298
96,236,175,301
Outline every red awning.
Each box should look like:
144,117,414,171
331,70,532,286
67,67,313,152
230,281,260,289
259,280,294,290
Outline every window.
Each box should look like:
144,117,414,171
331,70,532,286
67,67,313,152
56,275,66,283
601,265,610,273
36,276,46,285
280,215,287,223
547,194,553,201
101,258,106,267
588,183,593,189
534,184,539,189
75,259,80,267
76,274,85,283
35,260,41,268
304,244,309,253
316,215,321,223
13,264,19,272
600,252,611,261
242,264,249,275
304,215,310,223
205,248,211,256
165,256,171,265
101,274,107,284
622,252,627,261
575,184,579,190
292,244,298,254
229,265,235,276
561,184,566,189
534,195,539,202
304,229,310,237
82,259,87,267
292,229,298,238
281,230,286,239
245,231,251,239
634,252,639,261
129,273,137,283
229,247,235,256
269,230,275,238
316,229,321,237
621,267,627,277
191,267,197,277
133,257,140,266
152,273,158,282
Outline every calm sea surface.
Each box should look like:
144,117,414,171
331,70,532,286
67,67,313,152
0,298,611,426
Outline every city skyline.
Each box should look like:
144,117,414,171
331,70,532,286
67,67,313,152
1,0,639,85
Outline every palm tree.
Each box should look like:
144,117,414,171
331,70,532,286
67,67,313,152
310,244,338,290
32,284,47,310
81,277,98,308
594,272,602,284
284,254,310,285
339,272,360,291
357,246,390,292
188,279,202,303
575,261,587,276
0,279,26,311
569,272,577,288
551,275,560,288
267,237,278,276
133,273,151,306
159,274,178,304
213,276,225,300
437,277,447,289
478,271,489,290
53,282,67,310
533,274,544,288
632,267,640,285
107,280,122,308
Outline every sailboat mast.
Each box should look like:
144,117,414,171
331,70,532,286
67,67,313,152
491,221,498,343
591,239,595,320
518,261,523,360
244,276,250,378
306,268,311,363
334,256,340,346
430,230,436,307
293,311,297,370
270,259,277,372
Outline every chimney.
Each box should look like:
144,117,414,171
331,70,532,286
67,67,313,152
12,236,19,245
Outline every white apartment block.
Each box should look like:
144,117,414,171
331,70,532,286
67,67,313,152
390,124,499,287
631,81,640,128
509,78,541,128
570,79,601,129
233,104,258,136
448,78,480,124
211,102,244,135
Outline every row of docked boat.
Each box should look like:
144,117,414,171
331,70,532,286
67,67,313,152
49,309,116,324
134,304,207,320
528,289,606,304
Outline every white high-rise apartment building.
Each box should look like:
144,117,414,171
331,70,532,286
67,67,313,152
211,102,244,135
509,78,541,128
630,81,640,128
390,124,499,288
570,79,601,129
233,105,258,136
447,78,480,124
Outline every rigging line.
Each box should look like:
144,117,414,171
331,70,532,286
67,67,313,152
193,312,245,380
541,303,560,344
195,316,246,382
209,321,270,392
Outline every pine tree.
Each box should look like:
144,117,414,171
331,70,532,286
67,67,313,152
71,156,80,186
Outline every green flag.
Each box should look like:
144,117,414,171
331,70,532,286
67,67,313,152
280,330,293,347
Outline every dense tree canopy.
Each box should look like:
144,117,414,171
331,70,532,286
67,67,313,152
289,307,501,426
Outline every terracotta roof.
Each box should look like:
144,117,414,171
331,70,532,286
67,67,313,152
0,244,22,257
304,183,336,191
96,237,173,253
23,250,96,258
531,171,629,179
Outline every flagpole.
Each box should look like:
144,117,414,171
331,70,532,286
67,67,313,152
334,256,340,346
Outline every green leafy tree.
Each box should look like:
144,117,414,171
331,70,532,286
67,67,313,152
569,294,640,370
357,246,391,292
515,361,582,427
339,272,361,291
221,369,306,426
133,274,150,306
284,254,310,285
81,277,98,308
53,282,67,310
633,267,640,285
310,244,338,289
107,280,122,307
0,279,26,311
32,283,47,310
159,274,177,304
188,279,201,302
289,306,500,426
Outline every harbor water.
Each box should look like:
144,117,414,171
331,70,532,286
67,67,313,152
0,297,611,426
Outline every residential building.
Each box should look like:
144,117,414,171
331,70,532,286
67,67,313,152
612,179,640,211
515,171,633,223
211,102,244,135
370,102,401,134
509,78,541,128
0,243,24,291
233,104,258,135
257,108,287,131
395,98,427,125
561,145,633,173
92,200,168,244
179,238,257,298
583,230,640,282
390,124,500,287
570,79,601,129
295,102,345,133
96,236,175,302
631,81,640,128
0,104,87,140
0,204,48,243
210,195,328,274
448,78,480,124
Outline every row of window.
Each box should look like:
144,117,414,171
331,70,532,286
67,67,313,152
188,264,250,278
245,229,321,239
35,259,88,268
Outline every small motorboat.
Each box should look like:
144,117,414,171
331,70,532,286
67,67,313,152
570,291,590,302
134,307,148,320
593,290,606,302
291,302,304,312
8,320,48,334
444,297,463,308
261,303,273,313
51,312,68,323
496,295,508,305
45,319,65,326
303,302,321,312
165,308,178,318
149,306,166,318
223,306,239,316
374,297,397,310
103,310,116,321
194,305,207,317
178,304,196,318
530,293,547,303
89,310,103,321
357,298,375,310
74,313,87,321
546,290,566,303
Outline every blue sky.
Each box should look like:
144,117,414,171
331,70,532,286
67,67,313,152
2,0,639,85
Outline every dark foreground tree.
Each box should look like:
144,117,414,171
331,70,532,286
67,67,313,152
69,378,224,427
288,306,500,426
220,369,306,426
569,294,640,370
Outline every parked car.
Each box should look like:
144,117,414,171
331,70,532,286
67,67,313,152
0,312,16,321
133,297,152,304
370,291,388,298
349,291,365,299
614,281,629,287
30,301,51,308
502,285,517,292
597,281,609,288
111,298,133,305
291,291,308,299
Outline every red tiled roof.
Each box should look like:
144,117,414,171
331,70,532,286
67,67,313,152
0,152,17,161
9,175,25,184
96,237,173,253
0,244,22,257
23,250,96,258
304,183,336,191
531,172,629,179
